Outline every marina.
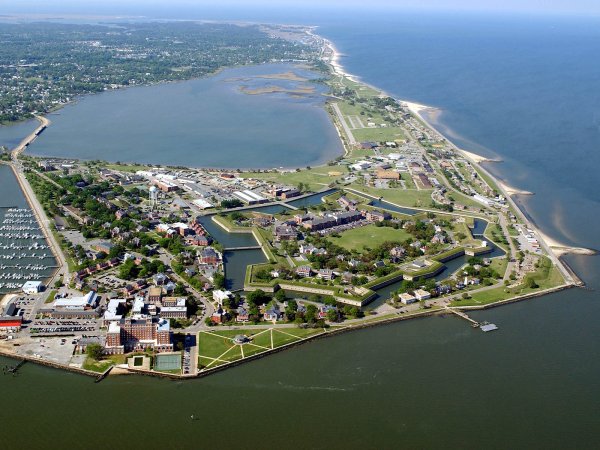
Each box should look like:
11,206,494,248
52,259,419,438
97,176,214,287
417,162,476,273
0,183,56,293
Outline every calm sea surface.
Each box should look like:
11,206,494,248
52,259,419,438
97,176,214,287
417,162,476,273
0,63,343,169
1,11,599,449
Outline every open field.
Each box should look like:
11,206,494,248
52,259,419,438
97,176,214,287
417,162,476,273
328,224,411,251
351,185,434,207
240,167,347,192
197,327,326,370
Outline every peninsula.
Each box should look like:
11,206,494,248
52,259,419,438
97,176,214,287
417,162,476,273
0,21,590,380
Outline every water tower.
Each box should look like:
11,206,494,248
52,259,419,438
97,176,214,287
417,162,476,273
149,185,158,209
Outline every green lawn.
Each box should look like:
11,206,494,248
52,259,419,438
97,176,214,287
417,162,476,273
328,224,411,251
197,327,325,370
239,167,346,192
351,185,434,208
82,354,126,373
352,127,406,143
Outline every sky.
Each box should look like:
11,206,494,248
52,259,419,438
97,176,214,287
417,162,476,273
2,0,600,16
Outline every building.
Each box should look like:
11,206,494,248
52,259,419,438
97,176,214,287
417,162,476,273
414,289,431,301
147,286,163,305
317,269,335,281
93,241,114,255
54,291,98,311
105,316,173,354
102,298,126,326
337,195,358,211
296,266,312,278
213,290,233,304
274,225,297,242
160,306,187,319
232,190,267,205
22,280,44,294
199,247,220,265
366,210,392,222
160,297,187,319
0,316,22,333
399,293,417,305
377,170,400,180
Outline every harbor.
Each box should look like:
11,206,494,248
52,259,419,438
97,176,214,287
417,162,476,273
0,206,56,293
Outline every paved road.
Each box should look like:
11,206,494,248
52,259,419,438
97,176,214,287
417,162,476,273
332,102,356,145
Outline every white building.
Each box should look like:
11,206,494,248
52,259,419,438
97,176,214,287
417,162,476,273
54,291,98,310
399,293,417,305
213,289,233,304
414,289,431,301
22,281,43,294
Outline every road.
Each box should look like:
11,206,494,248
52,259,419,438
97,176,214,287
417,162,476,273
331,102,357,145
11,115,50,159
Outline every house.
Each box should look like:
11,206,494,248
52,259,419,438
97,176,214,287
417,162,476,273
211,307,228,324
187,234,209,246
236,307,250,322
431,233,447,244
318,305,337,320
153,273,169,286
199,247,220,265
296,266,312,278
414,289,431,301
263,305,281,321
390,246,406,261
317,269,335,281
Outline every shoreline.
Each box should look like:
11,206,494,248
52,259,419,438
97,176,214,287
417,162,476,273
0,280,574,380
1,23,592,381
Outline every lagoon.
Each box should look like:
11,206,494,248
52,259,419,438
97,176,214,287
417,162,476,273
2,63,343,169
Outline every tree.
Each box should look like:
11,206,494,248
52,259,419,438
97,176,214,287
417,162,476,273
326,308,339,323
213,273,226,289
247,289,269,306
86,343,104,360
274,289,287,302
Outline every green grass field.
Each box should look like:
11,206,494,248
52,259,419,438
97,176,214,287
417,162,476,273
352,185,434,207
328,224,411,251
239,167,346,192
197,327,325,370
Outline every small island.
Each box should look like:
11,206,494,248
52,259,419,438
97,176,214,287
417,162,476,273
0,21,588,379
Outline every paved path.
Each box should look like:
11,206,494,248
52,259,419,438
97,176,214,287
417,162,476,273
332,102,356,145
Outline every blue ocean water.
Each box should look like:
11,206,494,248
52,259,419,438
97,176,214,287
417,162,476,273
1,8,600,448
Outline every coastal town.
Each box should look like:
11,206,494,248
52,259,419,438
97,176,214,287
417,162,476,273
0,23,585,379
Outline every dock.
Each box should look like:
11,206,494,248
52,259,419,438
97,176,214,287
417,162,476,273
444,307,499,332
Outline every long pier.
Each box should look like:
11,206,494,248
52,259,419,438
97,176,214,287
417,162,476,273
444,307,480,327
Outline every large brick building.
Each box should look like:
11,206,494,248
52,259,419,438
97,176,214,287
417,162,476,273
105,316,172,354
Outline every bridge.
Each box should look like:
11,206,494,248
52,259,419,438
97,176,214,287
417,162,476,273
223,246,262,251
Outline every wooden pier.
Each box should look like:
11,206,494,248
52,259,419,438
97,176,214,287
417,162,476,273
444,307,480,327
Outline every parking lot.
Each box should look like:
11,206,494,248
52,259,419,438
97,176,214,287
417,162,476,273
28,318,98,335
13,336,77,365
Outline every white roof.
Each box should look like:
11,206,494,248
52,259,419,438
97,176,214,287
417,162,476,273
213,290,232,302
55,291,97,309
132,296,145,314
193,198,213,209
108,321,121,334
22,281,43,289
161,306,187,313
